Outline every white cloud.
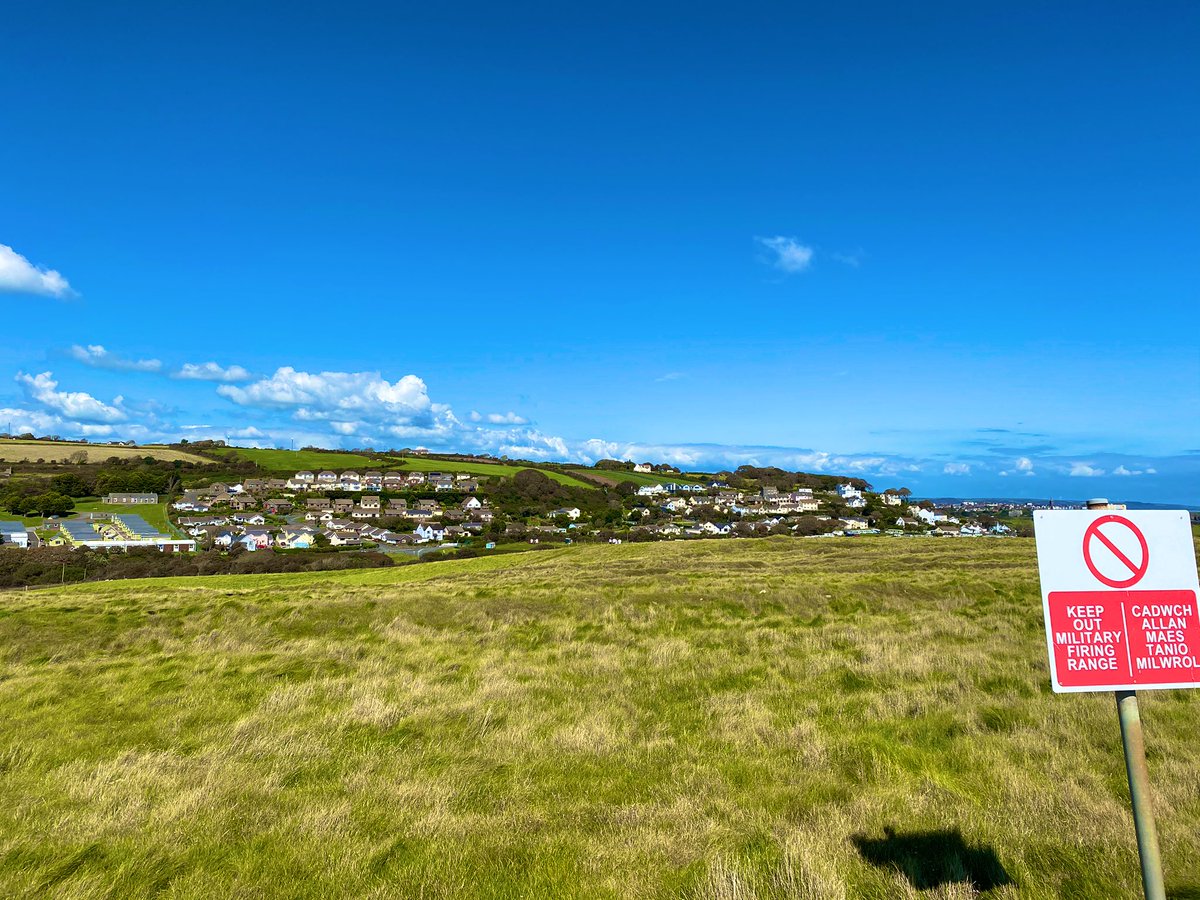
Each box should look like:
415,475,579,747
69,344,162,372
175,361,253,382
1113,465,1156,476
655,372,685,382
468,410,528,425
0,244,76,298
484,412,528,425
217,367,431,424
1069,463,1105,477
1000,455,1037,477
0,406,149,440
943,462,971,475
756,236,814,273
16,371,126,423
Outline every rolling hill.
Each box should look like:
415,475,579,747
226,448,599,490
0,438,210,465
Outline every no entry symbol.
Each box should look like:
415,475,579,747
1082,515,1150,589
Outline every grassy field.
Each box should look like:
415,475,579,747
224,448,384,471
230,447,598,489
384,455,597,489
0,539,1197,898
0,439,209,465
566,467,710,488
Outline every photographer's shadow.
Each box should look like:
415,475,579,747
851,826,1013,892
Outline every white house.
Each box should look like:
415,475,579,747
414,524,446,543
550,507,581,520
633,463,653,473
880,493,904,506
836,483,863,500
637,484,667,496
0,521,29,548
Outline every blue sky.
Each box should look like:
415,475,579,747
2,2,1198,503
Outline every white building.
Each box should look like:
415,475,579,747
0,521,29,548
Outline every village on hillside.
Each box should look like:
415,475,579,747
0,441,1056,558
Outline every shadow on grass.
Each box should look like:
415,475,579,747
1167,887,1200,900
851,827,1013,892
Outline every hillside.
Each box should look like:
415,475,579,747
225,447,598,489
0,438,210,465
0,540,1197,898
565,466,709,488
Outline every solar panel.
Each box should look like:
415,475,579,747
114,514,165,538
63,520,99,540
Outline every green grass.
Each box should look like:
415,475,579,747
565,467,710,487
382,455,597,489
226,448,384,471
0,538,1198,898
230,447,597,489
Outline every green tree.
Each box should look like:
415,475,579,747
50,473,93,497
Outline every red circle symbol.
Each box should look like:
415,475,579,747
1082,515,1149,588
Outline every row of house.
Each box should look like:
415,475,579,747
286,470,479,492
212,518,463,552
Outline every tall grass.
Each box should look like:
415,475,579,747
0,538,1196,898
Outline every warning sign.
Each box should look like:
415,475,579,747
1034,510,1200,693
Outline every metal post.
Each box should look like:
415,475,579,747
1115,690,1166,900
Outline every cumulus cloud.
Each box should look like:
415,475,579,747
16,371,125,423
756,236,814,273
0,406,148,440
1069,462,1105,477
1113,465,1156,476
69,344,162,372
0,244,76,298
217,367,431,423
1000,456,1037,477
468,411,529,425
943,462,971,475
175,361,253,382
484,412,528,425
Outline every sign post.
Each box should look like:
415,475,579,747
1034,504,1199,900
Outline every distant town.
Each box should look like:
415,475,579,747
0,435,1187,588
